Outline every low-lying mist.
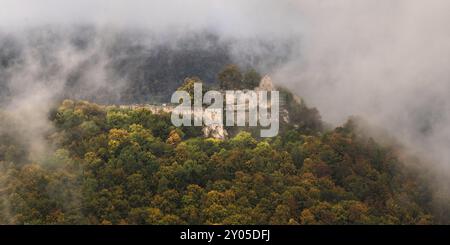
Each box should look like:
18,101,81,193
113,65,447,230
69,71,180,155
1,0,450,220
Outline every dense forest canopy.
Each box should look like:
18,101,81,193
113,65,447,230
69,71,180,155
1,0,450,227
0,25,448,225
0,70,442,223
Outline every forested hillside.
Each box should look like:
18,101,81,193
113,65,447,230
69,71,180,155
0,94,435,224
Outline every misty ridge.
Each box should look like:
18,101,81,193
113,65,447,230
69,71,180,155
0,24,294,162
0,0,450,224
0,24,297,162
0,25,293,104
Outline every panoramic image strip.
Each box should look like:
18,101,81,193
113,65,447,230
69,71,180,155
0,0,450,243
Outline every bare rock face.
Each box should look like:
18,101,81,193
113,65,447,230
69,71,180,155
202,124,228,140
120,75,284,141
257,75,291,125
282,108,290,124
258,75,275,91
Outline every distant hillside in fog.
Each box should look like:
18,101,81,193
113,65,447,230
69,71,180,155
0,26,294,104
